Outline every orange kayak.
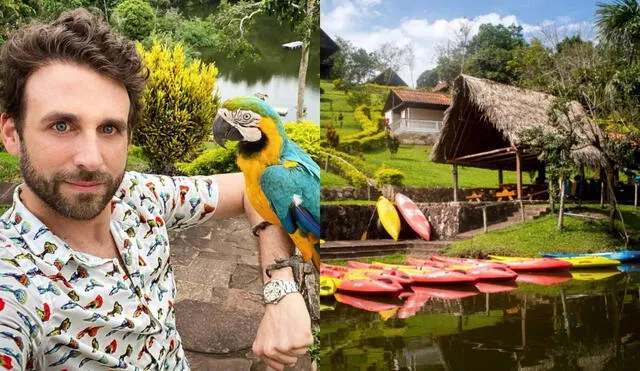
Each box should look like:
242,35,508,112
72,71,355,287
407,257,518,281
347,261,477,285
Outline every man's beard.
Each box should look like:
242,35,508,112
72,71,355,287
20,146,124,220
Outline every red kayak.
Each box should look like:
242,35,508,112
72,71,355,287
347,261,478,285
516,272,573,286
430,255,571,272
397,292,430,319
320,269,404,295
475,281,518,294
428,255,507,268
407,257,518,281
395,193,431,241
321,263,414,285
334,293,401,313
409,285,479,300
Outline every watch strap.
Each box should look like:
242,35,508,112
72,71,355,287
263,280,298,304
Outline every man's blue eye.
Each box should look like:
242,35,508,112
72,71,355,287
54,122,68,132
103,126,115,134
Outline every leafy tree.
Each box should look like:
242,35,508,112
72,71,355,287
346,90,371,110
135,42,219,174
507,38,554,90
466,24,525,53
520,97,581,231
596,0,640,62
328,37,379,84
465,23,525,83
416,68,440,89
0,0,39,44
212,0,318,122
111,0,155,41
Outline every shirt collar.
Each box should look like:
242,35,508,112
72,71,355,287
2,185,140,270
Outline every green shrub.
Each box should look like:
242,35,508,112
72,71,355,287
135,41,219,174
346,90,372,109
326,123,340,148
318,151,368,188
338,105,386,153
112,0,155,41
374,167,404,186
176,143,239,175
284,122,320,155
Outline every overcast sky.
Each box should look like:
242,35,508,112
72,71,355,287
321,0,600,86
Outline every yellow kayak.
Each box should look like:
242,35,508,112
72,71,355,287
571,271,621,281
490,255,619,269
376,196,401,240
554,256,620,268
320,276,337,296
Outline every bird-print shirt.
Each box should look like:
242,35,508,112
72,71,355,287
0,171,218,370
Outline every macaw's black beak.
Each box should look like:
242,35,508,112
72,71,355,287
212,115,244,148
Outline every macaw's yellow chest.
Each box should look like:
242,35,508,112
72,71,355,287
236,118,284,226
237,159,281,226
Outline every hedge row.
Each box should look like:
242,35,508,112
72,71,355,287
318,150,369,188
339,104,387,153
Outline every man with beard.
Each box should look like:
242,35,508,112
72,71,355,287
0,8,311,371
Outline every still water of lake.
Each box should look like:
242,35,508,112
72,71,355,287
185,3,320,123
321,269,640,370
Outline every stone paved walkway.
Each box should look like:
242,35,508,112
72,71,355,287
169,217,313,370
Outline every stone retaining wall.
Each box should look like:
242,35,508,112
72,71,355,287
322,186,499,202
321,201,521,241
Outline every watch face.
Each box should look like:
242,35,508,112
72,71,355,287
264,282,283,303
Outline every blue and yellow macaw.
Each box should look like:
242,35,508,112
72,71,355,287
212,97,320,269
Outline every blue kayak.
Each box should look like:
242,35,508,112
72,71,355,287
618,264,640,273
541,251,640,263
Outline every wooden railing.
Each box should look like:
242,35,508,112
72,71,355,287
390,118,442,134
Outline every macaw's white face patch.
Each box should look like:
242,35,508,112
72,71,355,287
217,107,263,142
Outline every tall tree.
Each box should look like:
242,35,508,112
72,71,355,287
465,23,525,83
596,0,640,62
416,68,440,89
213,0,319,122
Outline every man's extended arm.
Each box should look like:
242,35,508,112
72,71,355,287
212,172,313,370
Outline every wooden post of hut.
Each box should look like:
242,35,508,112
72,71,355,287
452,164,459,202
498,169,503,187
515,149,523,200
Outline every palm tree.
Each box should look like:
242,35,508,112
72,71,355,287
596,0,640,62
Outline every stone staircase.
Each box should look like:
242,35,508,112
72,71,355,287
455,204,550,240
321,204,551,260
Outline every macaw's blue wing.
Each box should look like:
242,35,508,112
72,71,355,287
260,162,320,237
290,199,320,237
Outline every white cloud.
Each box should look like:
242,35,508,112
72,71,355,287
322,7,595,87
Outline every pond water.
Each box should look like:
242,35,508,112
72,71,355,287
185,3,320,123
321,269,640,370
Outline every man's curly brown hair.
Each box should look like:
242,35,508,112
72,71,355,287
0,8,147,138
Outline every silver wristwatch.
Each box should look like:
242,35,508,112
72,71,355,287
262,280,298,304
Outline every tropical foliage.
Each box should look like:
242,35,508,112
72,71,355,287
136,42,219,174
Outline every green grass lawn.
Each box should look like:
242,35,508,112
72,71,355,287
320,80,523,188
321,81,361,136
359,145,519,188
446,204,640,257
0,152,21,183
320,169,349,186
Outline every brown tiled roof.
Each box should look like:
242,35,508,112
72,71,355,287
392,89,451,106
432,81,450,93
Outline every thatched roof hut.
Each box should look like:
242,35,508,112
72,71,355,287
431,74,606,171
369,68,408,87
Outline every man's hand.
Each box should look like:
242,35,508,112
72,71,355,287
252,292,312,370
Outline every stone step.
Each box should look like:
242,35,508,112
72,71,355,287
321,240,445,260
